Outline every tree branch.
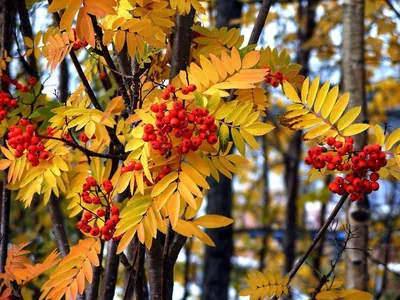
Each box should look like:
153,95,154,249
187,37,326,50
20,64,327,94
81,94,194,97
90,16,132,111
48,194,70,257
271,194,348,300
248,0,274,45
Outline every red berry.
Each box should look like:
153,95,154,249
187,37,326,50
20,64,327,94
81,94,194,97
207,134,218,145
161,92,170,100
371,181,379,191
110,206,119,215
151,104,159,112
80,133,89,142
97,209,106,217
19,119,28,126
167,84,176,93
188,84,197,92
334,141,343,148
90,227,100,236
84,211,92,219
370,172,379,181
40,151,50,160
99,72,106,80
26,125,35,133
182,87,190,95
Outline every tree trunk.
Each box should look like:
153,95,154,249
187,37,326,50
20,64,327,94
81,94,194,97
283,0,318,275
202,1,242,299
0,0,15,273
342,0,369,291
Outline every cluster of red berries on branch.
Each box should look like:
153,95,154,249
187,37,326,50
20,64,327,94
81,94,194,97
8,120,50,166
77,177,122,241
0,92,18,121
305,136,387,201
160,83,197,100
71,28,88,51
1,74,38,92
143,85,218,156
262,67,288,88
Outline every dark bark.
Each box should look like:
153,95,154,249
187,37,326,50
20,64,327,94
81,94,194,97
201,1,245,298
202,176,233,300
99,241,120,300
248,0,274,45
48,195,70,257
170,9,195,79
0,177,10,273
215,0,243,29
58,59,69,103
0,0,15,274
16,0,38,77
135,244,146,300
342,0,369,291
283,0,318,275
86,239,104,300
258,133,271,271
146,238,162,300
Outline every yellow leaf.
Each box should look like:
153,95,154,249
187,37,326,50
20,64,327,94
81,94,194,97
321,85,338,119
231,127,245,156
192,214,233,228
307,76,320,108
386,128,400,150
167,192,180,228
178,183,197,208
0,159,11,170
342,123,370,136
240,128,259,149
181,163,209,189
330,92,350,124
151,171,178,197
337,106,361,130
101,96,126,123
301,77,309,104
243,122,274,136
242,50,260,69
283,81,301,103
179,171,202,197
231,47,241,71
303,124,331,140
374,124,385,146
313,80,330,113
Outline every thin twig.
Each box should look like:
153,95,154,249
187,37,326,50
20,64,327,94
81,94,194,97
271,194,348,300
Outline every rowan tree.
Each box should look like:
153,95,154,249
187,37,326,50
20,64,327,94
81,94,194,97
0,0,398,299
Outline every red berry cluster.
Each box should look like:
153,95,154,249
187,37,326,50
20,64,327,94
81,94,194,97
121,161,143,174
71,28,88,51
305,136,387,201
77,177,122,241
0,92,18,121
161,83,197,100
1,74,38,92
8,120,49,166
79,132,96,143
262,67,288,88
143,85,218,156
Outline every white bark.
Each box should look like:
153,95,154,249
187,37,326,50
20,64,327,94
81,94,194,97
342,0,369,291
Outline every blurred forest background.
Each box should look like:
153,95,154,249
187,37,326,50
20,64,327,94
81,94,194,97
1,0,400,299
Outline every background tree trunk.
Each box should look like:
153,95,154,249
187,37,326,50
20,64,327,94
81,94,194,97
342,0,369,291
283,0,318,275
202,1,242,299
